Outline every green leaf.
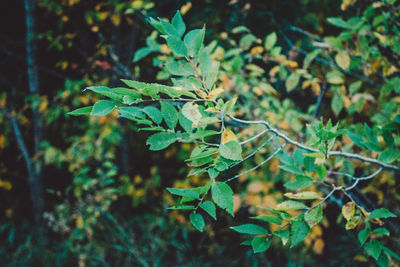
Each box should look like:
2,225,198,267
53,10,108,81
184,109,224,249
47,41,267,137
327,17,349,29
179,111,193,132
230,224,268,235
250,216,282,225
279,165,303,175
199,201,216,220
326,70,344,84
67,106,93,116
211,182,234,216
304,205,323,227
219,141,242,161
208,168,219,179
358,226,371,245
316,165,327,179
349,81,362,94
159,20,177,36
290,221,310,248
364,240,382,261
303,157,316,172
112,87,142,99
166,187,199,198
285,73,300,92
252,237,271,253
168,205,195,210
85,86,123,101
146,132,177,151
190,212,205,232
133,47,153,62
373,227,390,236
166,35,187,57
184,28,205,57
165,60,195,76
265,32,277,50
119,106,146,119
171,11,186,37
332,94,343,116
377,252,390,267
284,175,314,190
273,229,290,246
382,246,400,261
148,17,166,34
303,49,322,69
240,240,252,246
199,46,213,78
143,106,162,124
378,149,399,164
394,115,400,124
276,200,308,211
91,100,116,116
369,208,397,219
160,102,178,129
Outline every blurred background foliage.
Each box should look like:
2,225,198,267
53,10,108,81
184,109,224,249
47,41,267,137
0,0,399,266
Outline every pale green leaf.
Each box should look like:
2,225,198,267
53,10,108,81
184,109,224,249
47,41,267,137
265,32,277,50
91,100,115,116
67,106,93,116
160,102,178,129
252,237,271,253
143,106,162,124
199,201,216,220
290,221,310,248
190,212,205,232
230,224,268,235
166,187,199,198
369,208,397,219
146,132,177,151
211,182,234,216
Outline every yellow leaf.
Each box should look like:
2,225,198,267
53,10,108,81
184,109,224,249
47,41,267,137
221,129,238,144
98,12,109,21
207,88,224,99
284,191,322,200
250,46,264,55
248,181,264,193
335,51,351,69
194,88,208,99
39,98,48,113
233,194,241,214
345,215,361,230
313,238,325,254
76,216,84,228
269,65,280,77
180,2,192,15
342,201,355,221
359,206,370,218
0,135,5,149
111,15,121,26
374,32,387,44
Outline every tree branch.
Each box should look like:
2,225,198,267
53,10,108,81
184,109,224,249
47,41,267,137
227,114,400,172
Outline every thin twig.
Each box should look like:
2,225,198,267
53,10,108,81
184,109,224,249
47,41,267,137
231,135,275,168
344,168,383,191
224,143,286,183
239,128,270,145
227,114,400,172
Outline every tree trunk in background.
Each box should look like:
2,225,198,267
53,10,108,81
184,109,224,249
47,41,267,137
24,0,45,225
110,18,138,176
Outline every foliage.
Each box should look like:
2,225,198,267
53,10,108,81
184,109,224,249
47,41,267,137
70,3,400,266
1,0,400,266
